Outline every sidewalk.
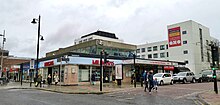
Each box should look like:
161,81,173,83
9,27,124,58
1,82,141,94
198,90,220,105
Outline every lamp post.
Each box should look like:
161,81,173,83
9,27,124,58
0,30,6,78
31,15,44,80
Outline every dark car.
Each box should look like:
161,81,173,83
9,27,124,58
196,70,214,83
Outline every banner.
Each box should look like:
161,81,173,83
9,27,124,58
115,65,123,79
168,27,181,47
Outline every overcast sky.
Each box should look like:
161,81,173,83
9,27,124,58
0,0,219,58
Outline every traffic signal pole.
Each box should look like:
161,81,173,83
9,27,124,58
211,45,219,94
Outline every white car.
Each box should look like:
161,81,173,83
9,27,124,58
153,73,174,85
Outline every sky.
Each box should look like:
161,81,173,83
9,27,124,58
0,0,219,58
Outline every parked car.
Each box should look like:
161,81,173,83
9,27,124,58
173,72,196,84
196,70,213,83
153,73,173,85
196,70,220,82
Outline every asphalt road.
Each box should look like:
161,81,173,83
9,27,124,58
0,89,196,105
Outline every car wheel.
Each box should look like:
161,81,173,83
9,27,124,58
191,78,196,83
183,79,187,84
199,79,202,83
160,81,164,86
170,80,174,85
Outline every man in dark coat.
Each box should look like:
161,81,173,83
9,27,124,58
91,72,96,85
148,70,154,94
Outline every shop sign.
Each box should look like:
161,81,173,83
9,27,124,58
44,61,54,67
92,60,114,66
164,66,174,70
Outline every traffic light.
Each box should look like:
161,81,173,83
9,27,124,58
104,51,109,63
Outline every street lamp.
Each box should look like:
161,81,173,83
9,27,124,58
0,30,6,78
31,15,44,80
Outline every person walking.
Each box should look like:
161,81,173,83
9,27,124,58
47,74,52,85
91,72,96,85
143,70,148,92
153,78,158,92
35,74,42,87
54,73,59,85
148,70,154,94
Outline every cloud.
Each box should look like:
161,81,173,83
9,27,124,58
0,0,220,58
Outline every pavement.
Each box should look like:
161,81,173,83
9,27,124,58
1,81,220,105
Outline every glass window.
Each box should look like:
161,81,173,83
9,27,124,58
183,50,188,54
160,53,165,58
153,46,157,51
160,45,165,50
141,55,145,58
147,47,152,52
183,40,187,44
148,54,152,58
182,31,187,34
141,48,145,52
136,49,140,53
153,53,158,58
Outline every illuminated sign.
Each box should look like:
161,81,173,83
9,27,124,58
168,27,181,47
92,60,114,66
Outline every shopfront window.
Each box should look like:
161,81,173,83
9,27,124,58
78,65,90,82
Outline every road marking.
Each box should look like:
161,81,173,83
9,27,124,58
174,90,208,99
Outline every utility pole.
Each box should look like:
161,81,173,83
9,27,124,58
100,51,103,91
133,53,136,88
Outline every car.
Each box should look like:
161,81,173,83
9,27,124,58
196,70,213,83
153,73,173,85
173,72,196,84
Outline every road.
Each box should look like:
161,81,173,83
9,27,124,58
1,82,218,105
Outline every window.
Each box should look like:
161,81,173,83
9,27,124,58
183,50,188,54
160,53,165,58
79,40,82,43
185,60,189,64
153,53,158,58
148,54,152,58
160,45,165,50
183,40,187,44
141,55,145,58
136,49,140,53
136,55,140,58
153,46,157,51
166,44,168,49
147,47,152,52
141,48,145,53
167,52,169,57
182,31,187,34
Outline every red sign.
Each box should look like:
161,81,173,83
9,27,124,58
44,61,54,67
164,66,174,71
168,27,181,47
92,60,114,66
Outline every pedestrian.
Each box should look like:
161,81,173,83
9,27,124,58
143,70,148,92
54,73,59,85
153,78,158,92
14,75,16,82
91,72,96,85
47,74,52,85
148,70,154,94
131,73,134,84
35,74,42,87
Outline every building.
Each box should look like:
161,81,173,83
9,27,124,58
21,31,185,85
137,20,219,75
46,31,135,57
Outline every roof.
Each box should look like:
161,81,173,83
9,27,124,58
81,31,118,39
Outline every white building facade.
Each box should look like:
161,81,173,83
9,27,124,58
137,20,218,75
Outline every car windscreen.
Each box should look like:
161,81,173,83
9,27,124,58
202,71,212,75
177,72,186,76
154,74,163,77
